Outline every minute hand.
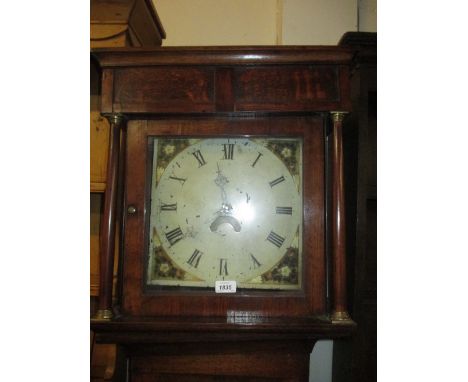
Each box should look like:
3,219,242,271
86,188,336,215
214,162,232,214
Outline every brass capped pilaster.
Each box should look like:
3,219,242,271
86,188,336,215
95,112,127,322
330,109,353,326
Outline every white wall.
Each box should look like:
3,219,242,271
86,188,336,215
153,0,375,46
153,0,279,45
359,0,377,32
310,340,334,382
282,0,357,45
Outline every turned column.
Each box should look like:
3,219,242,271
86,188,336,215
330,111,352,323
95,113,126,320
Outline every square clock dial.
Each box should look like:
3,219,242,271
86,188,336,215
146,137,303,290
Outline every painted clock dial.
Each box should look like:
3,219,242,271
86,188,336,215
147,137,303,290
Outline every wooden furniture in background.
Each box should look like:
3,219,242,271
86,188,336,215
91,0,165,49
91,46,356,381
90,0,165,300
333,32,377,382
90,0,165,193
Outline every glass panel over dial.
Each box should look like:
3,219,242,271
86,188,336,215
146,137,303,290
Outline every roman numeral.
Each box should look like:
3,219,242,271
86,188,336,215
276,206,292,215
251,152,263,167
266,231,285,248
169,175,187,185
161,203,177,211
250,254,261,269
219,258,228,276
269,175,285,188
222,144,234,160
192,150,207,167
165,226,184,246
187,249,203,268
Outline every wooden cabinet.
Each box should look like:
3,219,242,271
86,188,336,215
90,0,165,297
90,0,165,193
90,112,110,193
91,46,356,381
90,0,165,49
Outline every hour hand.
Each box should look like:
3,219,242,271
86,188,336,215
214,162,229,188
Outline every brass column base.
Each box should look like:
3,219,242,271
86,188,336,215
94,309,114,321
331,311,354,325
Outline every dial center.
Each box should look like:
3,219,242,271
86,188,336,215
210,215,242,233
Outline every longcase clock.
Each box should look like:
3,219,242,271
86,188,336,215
91,46,356,381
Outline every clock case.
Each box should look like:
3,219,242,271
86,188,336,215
91,46,355,381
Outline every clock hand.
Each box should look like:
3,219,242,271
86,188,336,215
210,162,243,232
214,162,229,196
214,162,233,214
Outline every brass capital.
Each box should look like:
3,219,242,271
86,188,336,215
103,113,126,126
330,111,348,123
